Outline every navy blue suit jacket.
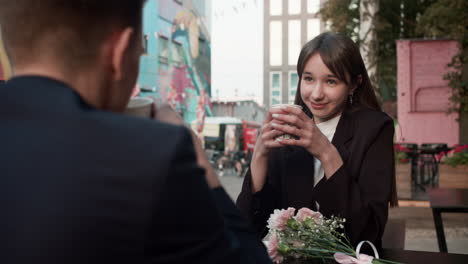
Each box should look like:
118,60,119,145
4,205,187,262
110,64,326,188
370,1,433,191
1,76,271,264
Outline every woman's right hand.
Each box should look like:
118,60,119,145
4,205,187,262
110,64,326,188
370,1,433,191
250,107,286,193
255,108,288,156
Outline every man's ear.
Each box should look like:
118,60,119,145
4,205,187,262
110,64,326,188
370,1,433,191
111,27,134,81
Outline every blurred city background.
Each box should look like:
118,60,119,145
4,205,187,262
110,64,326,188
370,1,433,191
1,0,467,256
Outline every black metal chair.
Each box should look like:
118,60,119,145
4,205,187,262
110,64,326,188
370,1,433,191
418,143,449,189
396,143,420,192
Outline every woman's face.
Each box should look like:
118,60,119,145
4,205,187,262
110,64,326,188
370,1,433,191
300,53,352,124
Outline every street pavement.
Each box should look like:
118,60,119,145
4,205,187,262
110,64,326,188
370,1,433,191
218,168,243,201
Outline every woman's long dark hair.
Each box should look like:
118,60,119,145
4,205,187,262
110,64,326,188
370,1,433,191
294,32,398,207
294,32,381,117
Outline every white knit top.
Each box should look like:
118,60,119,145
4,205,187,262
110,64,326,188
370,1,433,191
313,114,342,187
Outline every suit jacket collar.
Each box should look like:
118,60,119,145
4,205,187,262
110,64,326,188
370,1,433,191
331,110,354,163
308,110,354,203
5,75,94,113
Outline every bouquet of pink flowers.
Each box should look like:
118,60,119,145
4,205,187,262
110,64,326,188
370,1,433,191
264,207,400,264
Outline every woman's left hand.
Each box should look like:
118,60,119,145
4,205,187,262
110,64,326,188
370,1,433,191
271,106,344,178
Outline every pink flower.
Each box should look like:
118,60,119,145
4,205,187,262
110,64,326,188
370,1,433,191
454,145,468,153
334,252,374,264
267,208,295,231
295,207,322,223
266,234,284,263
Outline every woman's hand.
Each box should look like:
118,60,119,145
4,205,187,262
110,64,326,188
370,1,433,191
249,107,288,192
254,108,290,157
270,106,343,178
269,106,328,157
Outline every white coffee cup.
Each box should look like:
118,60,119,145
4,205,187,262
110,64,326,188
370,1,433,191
271,104,303,111
124,97,154,118
271,104,303,140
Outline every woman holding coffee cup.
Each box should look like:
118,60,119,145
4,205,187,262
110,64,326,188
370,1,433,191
237,32,397,249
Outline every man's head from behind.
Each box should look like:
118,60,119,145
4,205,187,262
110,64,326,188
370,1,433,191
0,0,147,111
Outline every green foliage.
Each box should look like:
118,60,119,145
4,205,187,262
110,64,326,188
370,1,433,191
395,151,409,164
417,0,468,115
416,0,468,41
286,218,300,230
376,0,436,101
444,152,468,167
445,53,468,114
394,143,412,164
319,0,360,42
318,0,468,104
442,144,468,167
374,0,400,100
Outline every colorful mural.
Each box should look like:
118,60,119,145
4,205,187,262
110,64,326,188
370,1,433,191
1,3,211,127
137,0,212,132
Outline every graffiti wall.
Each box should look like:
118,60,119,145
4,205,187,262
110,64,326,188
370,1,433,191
138,0,212,132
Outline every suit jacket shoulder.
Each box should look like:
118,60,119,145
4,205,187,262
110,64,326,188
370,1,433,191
2,76,272,264
349,108,393,132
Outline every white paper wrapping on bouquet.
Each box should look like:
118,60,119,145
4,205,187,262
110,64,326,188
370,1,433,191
334,241,380,264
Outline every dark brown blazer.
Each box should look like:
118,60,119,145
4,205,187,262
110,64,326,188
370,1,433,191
236,108,395,249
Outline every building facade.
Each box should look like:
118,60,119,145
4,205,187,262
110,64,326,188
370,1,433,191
396,39,459,146
138,0,212,129
263,0,323,108
211,99,266,125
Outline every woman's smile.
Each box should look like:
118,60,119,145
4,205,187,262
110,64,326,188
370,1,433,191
310,102,327,110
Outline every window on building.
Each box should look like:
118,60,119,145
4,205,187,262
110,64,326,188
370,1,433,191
270,0,282,16
172,41,183,67
288,0,301,15
158,35,169,64
288,20,301,65
270,72,282,105
272,98,281,105
270,21,282,66
307,0,320,14
307,19,321,41
289,71,299,104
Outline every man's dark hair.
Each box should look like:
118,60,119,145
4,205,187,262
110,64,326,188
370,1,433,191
0,0,146,69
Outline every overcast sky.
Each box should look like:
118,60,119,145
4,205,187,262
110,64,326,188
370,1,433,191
211,0,264,104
